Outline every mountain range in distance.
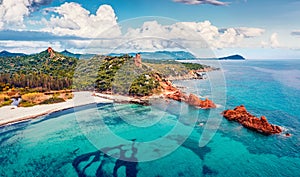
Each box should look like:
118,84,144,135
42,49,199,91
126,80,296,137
60,50,96,59
0,50,27,57
102,51,245,60
0,49,245,60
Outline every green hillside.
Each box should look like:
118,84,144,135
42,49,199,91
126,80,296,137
0,49,77,91
73,55,161,96
75,56,208,96
0,49,208,97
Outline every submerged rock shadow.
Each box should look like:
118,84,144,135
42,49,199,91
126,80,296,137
72,140,138,177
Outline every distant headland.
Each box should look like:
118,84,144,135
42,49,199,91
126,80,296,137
218,54,245,60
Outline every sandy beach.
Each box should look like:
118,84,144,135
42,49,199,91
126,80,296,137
0,92,113,127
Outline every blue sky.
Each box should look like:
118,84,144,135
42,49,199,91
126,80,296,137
0,0,300,59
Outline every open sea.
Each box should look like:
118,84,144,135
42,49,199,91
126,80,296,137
0,60,299,177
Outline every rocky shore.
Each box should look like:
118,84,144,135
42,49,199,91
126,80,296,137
94,74,216,109
166,68,216,81
158,76,216,109
222,105,282,135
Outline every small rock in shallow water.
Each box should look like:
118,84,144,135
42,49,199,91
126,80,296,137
198,123,204,126
285,133,292,137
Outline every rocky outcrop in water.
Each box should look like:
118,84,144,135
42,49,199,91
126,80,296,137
222,105,282,135
165,90,216,109
187,94,216,109
160,76,216,109
165,90,187,102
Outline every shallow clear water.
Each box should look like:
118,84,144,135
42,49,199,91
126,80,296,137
0,60,300,177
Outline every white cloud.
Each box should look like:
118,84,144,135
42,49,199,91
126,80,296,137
42,2,121,38
122,20,264,50
0,19,266,53
270,33,280,48
173,0,229,6
260,32,281,48
218,28,243,47
235,27,265,38
0,40,62,54
0,3,268,54
0,0,53,30
291,30,300,36
261,40,268,48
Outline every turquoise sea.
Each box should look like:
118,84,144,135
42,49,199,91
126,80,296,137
0,60,300,177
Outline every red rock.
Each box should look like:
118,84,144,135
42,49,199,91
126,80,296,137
165,86,177,91
166,91,184,101
261,116,267,123
161,78,216,109
47,47,55,58
222,105,282,135
187,94,216,109
166,92,216,109
201,98,217,109
187,94,201,107
234,105,247,113
134,53,142,68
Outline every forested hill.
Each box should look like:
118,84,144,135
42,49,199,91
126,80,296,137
0,48,209,96
0,48,78,91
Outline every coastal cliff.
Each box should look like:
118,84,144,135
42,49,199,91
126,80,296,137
222,105,282,135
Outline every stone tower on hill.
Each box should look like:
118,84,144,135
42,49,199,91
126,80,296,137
134,53,142,68
47,47,55,58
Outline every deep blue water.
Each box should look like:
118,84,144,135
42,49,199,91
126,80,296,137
0,60,299,177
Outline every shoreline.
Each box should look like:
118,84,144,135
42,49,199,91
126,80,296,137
0,92,113,127
0,74,212,127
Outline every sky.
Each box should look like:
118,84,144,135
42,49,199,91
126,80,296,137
0,0,300,59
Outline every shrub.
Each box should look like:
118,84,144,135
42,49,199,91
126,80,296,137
40,97,65,104
0,94,10,103
19,101,36,107
21,92,45,104
0,100,13,107
53,93,61,98
65,93,73,99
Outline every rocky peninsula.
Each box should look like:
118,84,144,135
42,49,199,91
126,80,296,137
93,75,217,109
158,77,216,109
222,105,282,135
91,53,217,109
